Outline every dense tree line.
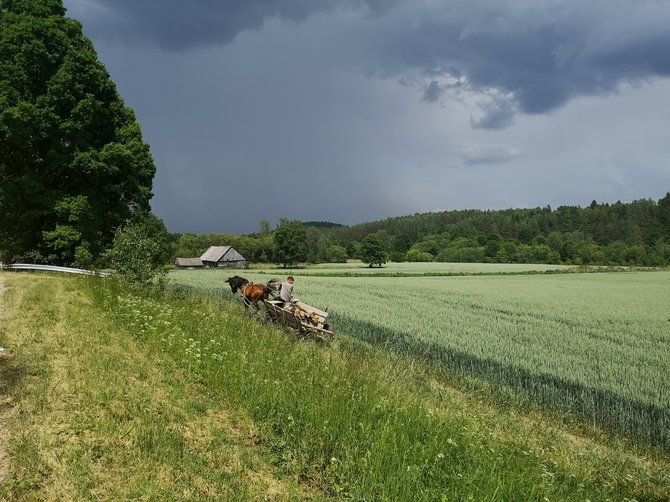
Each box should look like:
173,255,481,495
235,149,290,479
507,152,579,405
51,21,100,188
320,196,670,266
171,194,670,267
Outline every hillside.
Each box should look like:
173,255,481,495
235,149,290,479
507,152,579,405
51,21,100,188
172,194,670,266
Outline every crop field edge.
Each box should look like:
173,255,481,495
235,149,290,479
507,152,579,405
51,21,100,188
332,314,670,451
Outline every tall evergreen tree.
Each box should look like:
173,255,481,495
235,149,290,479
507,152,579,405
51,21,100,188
0,0,156,264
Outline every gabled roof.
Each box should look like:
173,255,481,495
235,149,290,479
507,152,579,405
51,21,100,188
200,246,246,262
175,257,203,267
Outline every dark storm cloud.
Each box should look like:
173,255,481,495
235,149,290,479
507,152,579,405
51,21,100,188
66,0,392,50
68,0,670,126
371,0,670,122
61,0,670,233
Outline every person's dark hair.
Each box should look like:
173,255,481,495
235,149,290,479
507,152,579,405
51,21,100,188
287,276,294,281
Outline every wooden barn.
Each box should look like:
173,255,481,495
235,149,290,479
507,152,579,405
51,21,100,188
174,257,203,268
200,246,247,269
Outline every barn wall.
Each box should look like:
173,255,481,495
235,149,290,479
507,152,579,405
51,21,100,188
216,260,247,269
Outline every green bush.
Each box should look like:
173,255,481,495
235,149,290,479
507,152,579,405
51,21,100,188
405,249,434,262
104,221,167,286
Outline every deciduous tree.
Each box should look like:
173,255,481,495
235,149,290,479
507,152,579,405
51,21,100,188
104,217,167,286
360,233,387,267
0,0,156,264
273,219,307,267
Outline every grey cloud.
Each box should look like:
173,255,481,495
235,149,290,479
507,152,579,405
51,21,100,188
460,145,521,166
372,0,670,121
470,93,517,130
422,80,445,103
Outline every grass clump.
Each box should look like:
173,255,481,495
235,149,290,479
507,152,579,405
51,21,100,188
0,274,305,500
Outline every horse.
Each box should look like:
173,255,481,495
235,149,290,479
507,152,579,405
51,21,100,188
225,275,249,294
225,275,273,310
240,282,274,309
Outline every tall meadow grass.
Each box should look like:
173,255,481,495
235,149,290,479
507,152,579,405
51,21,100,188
83,276,668,500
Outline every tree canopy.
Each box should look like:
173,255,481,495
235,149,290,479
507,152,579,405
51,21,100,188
360,233,387,267
273,218,308,267
0,0,156,265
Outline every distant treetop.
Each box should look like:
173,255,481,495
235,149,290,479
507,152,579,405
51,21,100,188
302,221,344,229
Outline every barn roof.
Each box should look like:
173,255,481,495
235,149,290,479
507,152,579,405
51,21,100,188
175,257,203,267
200,246,246,263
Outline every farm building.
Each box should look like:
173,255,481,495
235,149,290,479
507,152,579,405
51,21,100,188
200,246,247,268
174,257,203,268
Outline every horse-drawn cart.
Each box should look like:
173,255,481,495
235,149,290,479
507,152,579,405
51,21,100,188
225,275,334,343
263,299,333,343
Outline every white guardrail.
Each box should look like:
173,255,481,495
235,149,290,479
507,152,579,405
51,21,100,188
1,263,110,277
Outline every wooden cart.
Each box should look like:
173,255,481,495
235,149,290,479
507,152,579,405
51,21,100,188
262,299,334,343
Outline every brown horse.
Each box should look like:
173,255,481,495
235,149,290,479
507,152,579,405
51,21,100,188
226,275,275,309
240,282,273,309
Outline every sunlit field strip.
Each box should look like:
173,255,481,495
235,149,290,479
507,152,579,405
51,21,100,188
169,269,670,446
247,261,572,276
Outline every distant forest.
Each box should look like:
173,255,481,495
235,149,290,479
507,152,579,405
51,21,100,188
172,194,670,266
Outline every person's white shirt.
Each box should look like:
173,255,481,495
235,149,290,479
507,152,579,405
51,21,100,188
280,281,294,302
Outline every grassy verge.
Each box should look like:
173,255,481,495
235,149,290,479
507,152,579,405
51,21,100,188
0,273,669,500
0,273,308,500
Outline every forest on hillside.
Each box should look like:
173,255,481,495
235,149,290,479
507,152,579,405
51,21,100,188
172,194,670,267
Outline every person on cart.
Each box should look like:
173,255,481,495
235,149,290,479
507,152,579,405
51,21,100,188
279,276,296,307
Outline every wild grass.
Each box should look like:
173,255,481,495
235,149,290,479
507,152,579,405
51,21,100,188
0,273,306,500
1,272,669,500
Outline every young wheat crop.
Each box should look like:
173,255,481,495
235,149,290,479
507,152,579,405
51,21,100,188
170,268,670,447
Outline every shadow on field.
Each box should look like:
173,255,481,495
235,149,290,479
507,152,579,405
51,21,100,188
335,315,670,451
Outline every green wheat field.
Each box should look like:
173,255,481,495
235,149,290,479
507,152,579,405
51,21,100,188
170,266,670,447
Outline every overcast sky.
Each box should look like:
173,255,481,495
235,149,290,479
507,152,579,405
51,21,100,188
62,0,670,234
